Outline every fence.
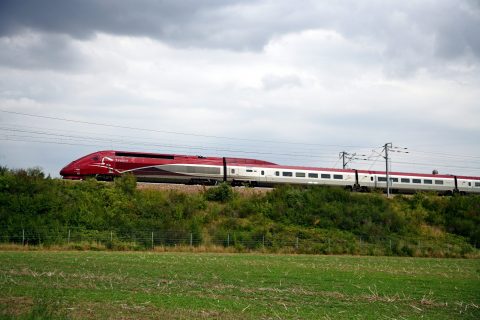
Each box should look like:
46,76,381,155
0,226,476,257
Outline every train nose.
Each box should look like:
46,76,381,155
60,161,78,178
60,166,72,177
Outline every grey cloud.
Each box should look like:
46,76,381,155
433,5,480,60
0,0,255,47
0,32,83,70
1,1,479,54
1,0,480,76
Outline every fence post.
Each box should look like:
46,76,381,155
262,235,265,248
22,229,25,246
151,232,154,250
296,237,299,250
328,238,331,253
389,239,392,251
110,231,113,242
190,233,193,247
68,229,70,244
227,233,230,247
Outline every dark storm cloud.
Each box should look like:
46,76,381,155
1,0,479,75
0,0,259,48
1,1,478,54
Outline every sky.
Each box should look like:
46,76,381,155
0,0,479,177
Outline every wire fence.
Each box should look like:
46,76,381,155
0,226,476,257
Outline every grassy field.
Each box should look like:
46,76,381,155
0,251,479,319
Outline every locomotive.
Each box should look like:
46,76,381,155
60,150,480,194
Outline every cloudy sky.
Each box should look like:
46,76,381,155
1,0,479,177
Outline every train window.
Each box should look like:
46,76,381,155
333,174,343,180
296,172,306,178
378,177,387,182
424,179,433,184
370,177,373,181
475,182,480,187
231,169,235,174
308,173,318,178
261,171,264,175
275,171,280,176
435,180,444,185
246,169,253,172
115,152,174,160
468,182,471,186
401,178,410,183
321,174,331,179
390,178,398,182
412,179,421,184
282,172,293,177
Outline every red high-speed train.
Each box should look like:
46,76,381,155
60,150,480,194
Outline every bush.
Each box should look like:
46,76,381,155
114,173,137,195
0,166,479,257
204,183,233,202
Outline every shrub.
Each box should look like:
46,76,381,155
114,173,137,195
204,183,233,202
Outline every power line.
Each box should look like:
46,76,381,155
2,122,479,169
4,122,480,168
0,123,354,156
353,160,480,171
0,128,340,160
0,109,370,148
392,160,480,171
408,148,480,160
2,110,480,175
3,134,480,173
0,137,107,148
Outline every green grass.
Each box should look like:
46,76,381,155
0,251,479,319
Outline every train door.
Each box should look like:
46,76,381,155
266,169,279,185
457,179,473,193
259,168,266,185
467,181,473,193
230,167,238,179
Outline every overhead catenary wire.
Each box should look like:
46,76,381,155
407,148,480,160
3,122,480,167
352,160,480,172
5,127,479,171
0,109,370,148
3,109,480,161
0,125,344,155
0,128,341,161
2,109,480,175
3,135,480,173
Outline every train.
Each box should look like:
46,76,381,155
60,150,480,194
